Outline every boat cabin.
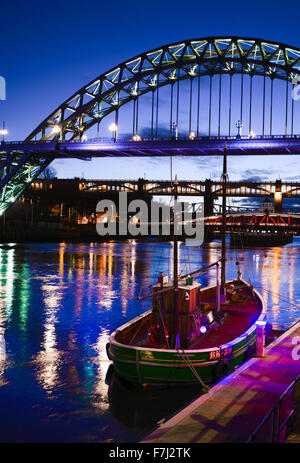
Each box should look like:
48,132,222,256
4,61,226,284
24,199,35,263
151,273,210,348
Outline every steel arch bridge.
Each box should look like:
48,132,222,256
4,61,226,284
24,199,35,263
2,36,300,216
25,36,300,142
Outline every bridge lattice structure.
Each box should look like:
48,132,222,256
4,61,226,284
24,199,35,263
76,178,300,197
2,36,300,215
205,213,300,234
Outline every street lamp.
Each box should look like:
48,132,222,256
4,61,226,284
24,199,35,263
0,121,8,144
172,122,178,140
52,124,61,138
109,123,118,142
236,120,243,139
132,134,141,141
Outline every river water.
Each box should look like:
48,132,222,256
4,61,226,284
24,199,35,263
0,239,299,442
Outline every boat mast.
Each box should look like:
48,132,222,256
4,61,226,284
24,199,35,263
221,141,227,302
172,175,179,349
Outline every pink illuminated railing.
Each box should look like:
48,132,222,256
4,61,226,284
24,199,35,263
247,372,300,443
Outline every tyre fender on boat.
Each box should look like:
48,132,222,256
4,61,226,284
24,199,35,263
106,342,113,360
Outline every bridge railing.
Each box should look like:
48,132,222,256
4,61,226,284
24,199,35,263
3,134,300,145
247,373,300,443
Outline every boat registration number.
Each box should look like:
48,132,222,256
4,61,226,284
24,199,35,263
209,346,232,360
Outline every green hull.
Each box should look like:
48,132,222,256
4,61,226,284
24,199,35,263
108,333,255,386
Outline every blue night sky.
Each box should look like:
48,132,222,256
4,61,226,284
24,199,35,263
1,0,300,184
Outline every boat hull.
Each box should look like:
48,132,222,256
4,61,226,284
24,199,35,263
108,330,255,387
107,280,266,388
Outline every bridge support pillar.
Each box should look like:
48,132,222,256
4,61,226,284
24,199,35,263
137,178,146,194
274,180,282,213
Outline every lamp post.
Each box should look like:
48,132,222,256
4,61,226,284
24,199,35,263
0,121,8,144
109,123,118,142
256,320,267,357
236,120,243,139
172,122,177,140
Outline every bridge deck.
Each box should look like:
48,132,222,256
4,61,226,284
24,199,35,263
2,136,300,158
141,320,300,443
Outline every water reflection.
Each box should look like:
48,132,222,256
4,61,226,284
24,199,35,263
108,372,203,435
0,335,6,387
92,328,111,412
0,240,299,442
35,278,63,393
2,248,15,322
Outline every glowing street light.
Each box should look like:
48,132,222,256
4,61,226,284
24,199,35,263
0,121,8,143
172,122,178,140
235,120,243,139
132,134,141,141
189,131,195,140
109,123,118,142
249,130,256,138
52,124,61,136
274,191,282,201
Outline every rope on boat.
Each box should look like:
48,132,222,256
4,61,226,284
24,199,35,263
176,349,210,394
256,286,300,309
158,304,170,349
128,315,149,345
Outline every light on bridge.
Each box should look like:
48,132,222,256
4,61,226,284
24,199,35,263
249,131,256,138
51,124,61,135
109,123,117,132
189,132,196,140
274,190,282,213
236,120,243,138
109,123,118,142
132,134,141,141
0,121,8,142
274,191,282,201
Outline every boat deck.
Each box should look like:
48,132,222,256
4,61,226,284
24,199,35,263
194,282,261,349
141,320,300,443
116,280,262,349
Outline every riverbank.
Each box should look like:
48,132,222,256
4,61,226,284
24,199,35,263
0,222,202,243
0,222,296,245
141,320,300,443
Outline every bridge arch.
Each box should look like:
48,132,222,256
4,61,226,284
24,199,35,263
213,184,273,197
26,37,300,142
79,181,138,193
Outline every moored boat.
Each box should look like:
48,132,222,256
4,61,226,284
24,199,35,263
106,142,266,389
230,231,293,247
107,277,265,387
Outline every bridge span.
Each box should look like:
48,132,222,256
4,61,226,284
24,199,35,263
25,177,300,218
76,177,299,197
2,36,300,216
2,135,300,158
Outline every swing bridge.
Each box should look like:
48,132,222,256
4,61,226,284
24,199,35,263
2,36,300,217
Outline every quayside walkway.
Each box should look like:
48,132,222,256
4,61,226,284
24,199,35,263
141,320,300,443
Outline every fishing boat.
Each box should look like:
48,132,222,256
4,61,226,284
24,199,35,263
106,143,266,388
